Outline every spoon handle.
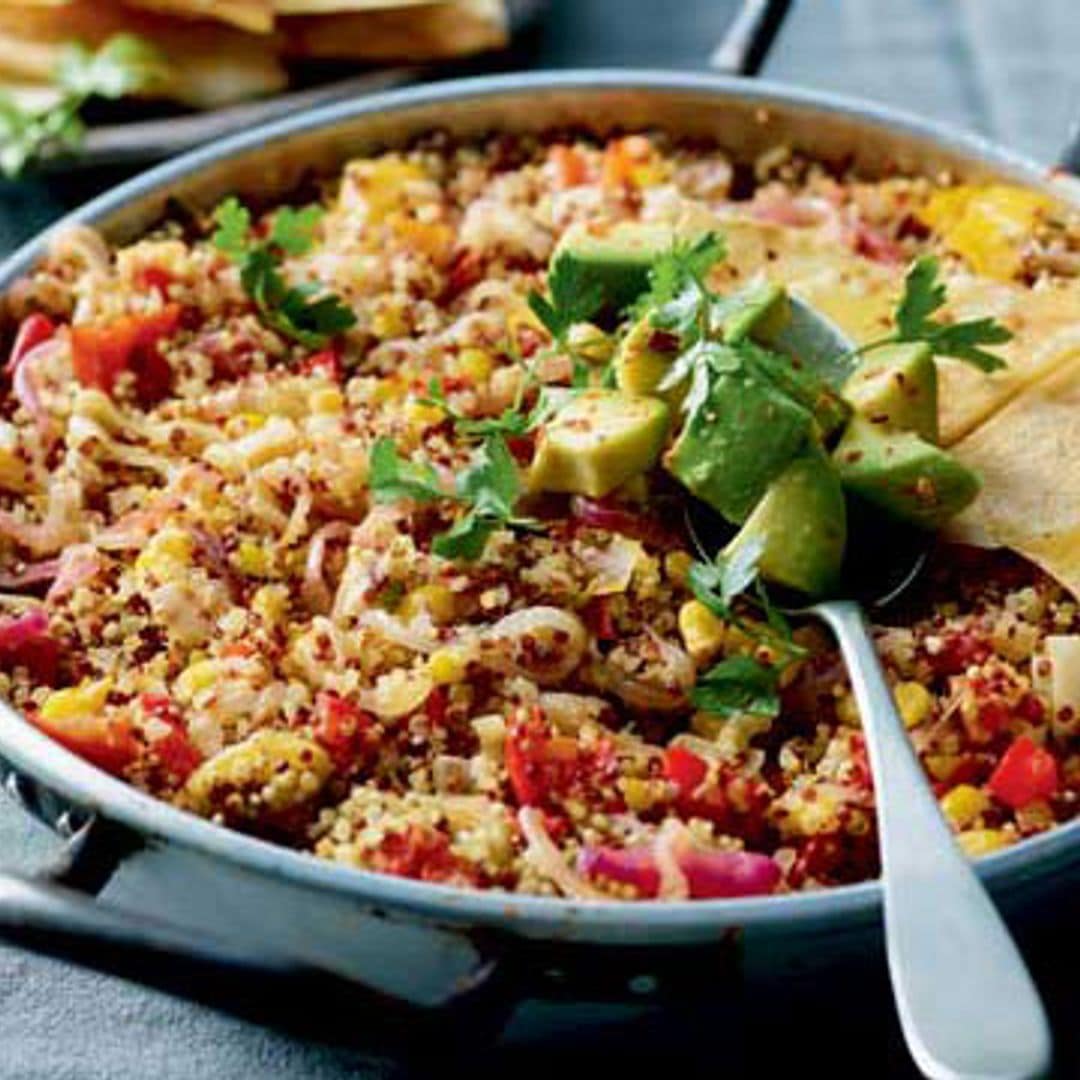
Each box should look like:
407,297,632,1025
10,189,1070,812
815,600,1051,1080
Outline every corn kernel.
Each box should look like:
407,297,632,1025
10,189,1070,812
400,584,456,624
404,400,445,433
135,526,193,580
41,678,112,722
371,300,409,340
664,550,693,586
456,348,494,383
940,784,990,829
233,539,272,578
957,829,1010,858
176,660,220,701
372,376,406,405
619,776,667,813
836,692,861,727
894,680,934,728
428,647,467,685
252,584,288,625
678,600,727,664
309,387,344,415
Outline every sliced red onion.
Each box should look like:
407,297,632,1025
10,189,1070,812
0,559,61,591
12,339,61,440
577,844,660,898
303,521,352,614
0,607,60,683
45,545,102,603
678,847,781,899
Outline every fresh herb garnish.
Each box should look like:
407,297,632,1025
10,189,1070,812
0,34,166,177
687,539,805,718
211,197,356,349
527,259,606,386
422,377,563,440
853,255,1011,372
368,434,535,560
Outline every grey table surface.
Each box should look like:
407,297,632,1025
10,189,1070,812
1,1,1080,1077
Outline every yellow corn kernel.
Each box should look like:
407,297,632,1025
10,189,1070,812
894,680,934,729
371,375,406,405
940,784,990,829
352,157,427,222
404,400,445,434
233,539,272,578
665,550,693,587
428,647,468,685
309,387,344,415
252,584,288,625
456,347,494,383
135,526,193,580
175,659,220,701
400,584,456,624
619,776,668,813
836,692,861,727
678,599,726,664
370,300,409,340
41,678,112,722
957,828,1011,858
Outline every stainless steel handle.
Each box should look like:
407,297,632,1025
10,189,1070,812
815,600,1052,1080
711,0,793,76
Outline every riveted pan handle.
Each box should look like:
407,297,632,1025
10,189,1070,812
710,0,793,76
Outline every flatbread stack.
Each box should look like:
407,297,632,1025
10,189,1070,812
0,0,507,110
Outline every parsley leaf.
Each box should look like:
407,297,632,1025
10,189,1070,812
0,34,165,177
527,259,605,347
691,655,781,717
368,438,446,504
689,536,766,613
856,255,1011,372
212,197,356,349
634,232,727,319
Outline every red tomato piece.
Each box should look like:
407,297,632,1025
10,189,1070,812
6,313,56,375
134,266,175,297
139,693,202,783
71,304,181,405
369,824,476,885
988,736,1059,809
299,348,343,381
313,691,376,771
0,608,60,685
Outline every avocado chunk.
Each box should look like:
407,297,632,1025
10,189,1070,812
613,314,681,398
665,348,815,524
552,221,678,316
843,342,939,443
725,445,846,597
528,390,670,499
832,416,980,529
716,282,792,346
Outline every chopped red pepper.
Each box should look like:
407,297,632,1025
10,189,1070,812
31,710,138,776
0,608,60,685
663,745,728,821
6,313,56,375
299,347,343,382
134,266,175,297
368,824,477,885
313,690,376,772
71,304,181,405
139,693,201,784
549,145,589,189
988,736,1059,809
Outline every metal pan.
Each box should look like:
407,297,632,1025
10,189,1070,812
1,70,1079,1043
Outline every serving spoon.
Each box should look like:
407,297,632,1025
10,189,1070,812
689,296,1052,1080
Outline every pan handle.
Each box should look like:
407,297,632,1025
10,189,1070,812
1057,115,1080,176
0,814,515,1053
710,0,793,76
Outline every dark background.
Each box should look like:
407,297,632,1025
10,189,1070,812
1,1,1079,1077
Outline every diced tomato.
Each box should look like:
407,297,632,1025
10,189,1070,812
71,304,181,405
134,266,175,297
299,348,343,381
549,145,589,189
0,608,60,685
662,745,772,831
139,694,201,783
582,595,618,642
313,690,376,771
928,630,990,676
988,736,1059,809
31,710,138,776
6,314,56,375
368,824,476,885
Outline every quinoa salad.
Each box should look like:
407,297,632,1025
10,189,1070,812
1,130,1079,902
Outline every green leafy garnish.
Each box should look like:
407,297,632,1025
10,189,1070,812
369,434,535,561
0,34,166,177
634,232,727,321
211,197,356,349
423,377,563,441
527,259,606,386
691,655,781,717
853,255,1011,372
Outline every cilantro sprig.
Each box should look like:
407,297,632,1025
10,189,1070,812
0,34,166,177
527,259,605,386
633,232,727,341
852,255,1011,372
369,434,536,561
212,197,356,349
687,538,806,718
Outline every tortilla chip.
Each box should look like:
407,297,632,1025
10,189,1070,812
120,0,274,34
281,0,507,60
0,0,286,108
950,353,1080,598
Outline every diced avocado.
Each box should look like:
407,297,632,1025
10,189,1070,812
528,389,670,499
613,314,681,398
717,282,792,345
741,340,852,440
552,221,677,316
843,342,939,443
665,352,815,524
724,445,846,597
832,417,980,529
